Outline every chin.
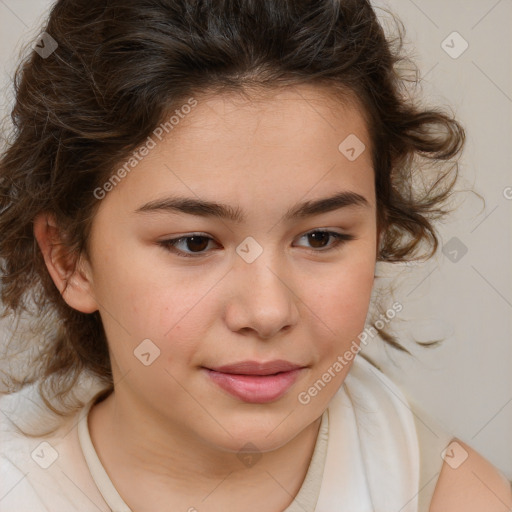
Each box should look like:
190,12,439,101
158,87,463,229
200,408,318,454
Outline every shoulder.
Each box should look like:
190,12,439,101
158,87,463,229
430,438,512,512
347,358,512,511
0,390,104,512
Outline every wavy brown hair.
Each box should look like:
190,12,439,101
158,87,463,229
0,0,465,428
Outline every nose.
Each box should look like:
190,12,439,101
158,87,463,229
223,248,299,340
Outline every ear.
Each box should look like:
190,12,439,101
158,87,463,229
33,212,98,314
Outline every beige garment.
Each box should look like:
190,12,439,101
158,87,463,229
0,355,453,511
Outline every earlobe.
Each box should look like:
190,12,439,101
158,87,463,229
33,213,98,314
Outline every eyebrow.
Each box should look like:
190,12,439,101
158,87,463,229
134,191,369,223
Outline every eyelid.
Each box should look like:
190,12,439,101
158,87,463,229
294,230,354,249
157,229,355,258
157,233,219,258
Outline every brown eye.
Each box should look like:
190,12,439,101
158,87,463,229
158,234,218,258
183,236,210,252
295,230,355,252
307,231,331,249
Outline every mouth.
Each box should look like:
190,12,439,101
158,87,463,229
203,360,306,404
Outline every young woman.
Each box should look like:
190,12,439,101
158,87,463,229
1,1,510,511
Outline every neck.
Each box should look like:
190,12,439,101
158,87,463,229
88,390,323,512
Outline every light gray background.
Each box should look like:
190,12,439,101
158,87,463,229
1,0,511,479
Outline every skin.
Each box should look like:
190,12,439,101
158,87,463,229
430,439,512,511
33,84,512,511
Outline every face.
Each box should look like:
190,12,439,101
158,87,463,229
82,84,378,453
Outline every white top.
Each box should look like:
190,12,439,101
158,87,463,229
0,355,453,511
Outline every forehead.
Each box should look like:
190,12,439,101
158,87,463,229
97,83,375,219
177,83,371,152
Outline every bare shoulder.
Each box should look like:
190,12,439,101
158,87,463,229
430,438,512,512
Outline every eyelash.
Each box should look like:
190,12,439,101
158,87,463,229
157,230,355,258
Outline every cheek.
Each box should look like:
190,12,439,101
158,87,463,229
93,260,219,372
90,234,193,330
305,255,375,349
103,276,208,347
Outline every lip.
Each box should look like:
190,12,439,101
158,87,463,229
204,360,306,403
211,360,303,375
